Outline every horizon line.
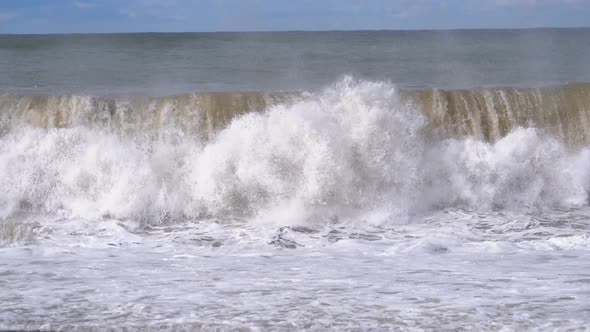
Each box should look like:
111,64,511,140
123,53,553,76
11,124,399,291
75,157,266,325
2,26,590,36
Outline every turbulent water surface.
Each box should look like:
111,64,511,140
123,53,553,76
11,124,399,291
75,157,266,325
1,29,590,331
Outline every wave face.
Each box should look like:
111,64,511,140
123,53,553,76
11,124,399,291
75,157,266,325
1,78,590,224
415,83,590,145
0,92,297,140
3,83,590,144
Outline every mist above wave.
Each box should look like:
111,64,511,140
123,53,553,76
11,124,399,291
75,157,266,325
1,78,589,224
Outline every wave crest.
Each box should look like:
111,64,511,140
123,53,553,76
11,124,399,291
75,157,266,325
1,78,589,224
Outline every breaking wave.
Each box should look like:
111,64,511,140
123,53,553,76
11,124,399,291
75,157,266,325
1,78,590,224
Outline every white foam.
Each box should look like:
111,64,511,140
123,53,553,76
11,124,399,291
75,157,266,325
0,78,589,225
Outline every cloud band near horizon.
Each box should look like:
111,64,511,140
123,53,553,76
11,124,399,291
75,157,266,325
0,0,588,34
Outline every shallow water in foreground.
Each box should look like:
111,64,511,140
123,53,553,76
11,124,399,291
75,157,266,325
1,208,590,331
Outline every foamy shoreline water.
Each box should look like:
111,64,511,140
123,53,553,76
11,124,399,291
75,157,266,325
2,210,590,330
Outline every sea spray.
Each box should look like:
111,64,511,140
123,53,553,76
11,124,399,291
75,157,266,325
1,79,589,224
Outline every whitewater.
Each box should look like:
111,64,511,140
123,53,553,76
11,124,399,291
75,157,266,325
3,25,590,332
1,77,590,330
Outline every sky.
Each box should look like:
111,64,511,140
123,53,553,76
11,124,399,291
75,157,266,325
0,0,589,34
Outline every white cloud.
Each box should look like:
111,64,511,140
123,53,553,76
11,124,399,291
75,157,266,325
118,0,190,21
495,0,582,6
119,9,137,19
74,1,97,9
496,0,537,6
0,12,16,22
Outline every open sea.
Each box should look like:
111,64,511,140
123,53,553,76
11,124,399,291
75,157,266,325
1,29,590,331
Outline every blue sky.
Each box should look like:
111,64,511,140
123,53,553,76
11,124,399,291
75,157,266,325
0,0,589,33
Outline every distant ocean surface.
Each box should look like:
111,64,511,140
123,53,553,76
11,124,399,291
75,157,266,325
1,29,590,331
2,28,590,94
